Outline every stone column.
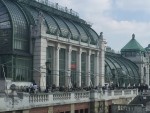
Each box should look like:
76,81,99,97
86,50,91,87
71,104,75,113
33,38,47,91
99,50,105,87
66,45,72,87
23,110,29,113
77,48,82,87
55,44,60,87
95,51,100,87
99,34,106,87
146,65,149,85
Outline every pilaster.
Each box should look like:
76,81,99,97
66,45,72,87
23,110,29,113
77,48,82,87
71,104,75,113
55,43,60,87
87,50,91,87
99,33,106,86
146,64,149,85
33,38,47,91
95,51,100,87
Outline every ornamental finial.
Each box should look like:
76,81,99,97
132,33,135,39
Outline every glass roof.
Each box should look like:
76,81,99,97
0,1,12,53
63,19,79,40
2,0,99,45
52,15,69,38
43,13,58,35
2,0,29,52
105,52,140,85
73,23,88,42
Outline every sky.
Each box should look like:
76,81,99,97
50,0,150,51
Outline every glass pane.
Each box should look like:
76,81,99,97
81,52,86,87
59,48,66,86
46,46,54,86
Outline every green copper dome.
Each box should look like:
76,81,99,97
121,34,145,52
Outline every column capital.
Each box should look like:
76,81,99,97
67,45,72,52
96,51,100,57
87,49,91,56
56,43,60,50
78,48,82,54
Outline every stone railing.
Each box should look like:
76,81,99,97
97,89,138,100
74,92,90,99
53,93,71,101
124,89,132,95
29,94,49,103
0,89,138,112
114,90,122,96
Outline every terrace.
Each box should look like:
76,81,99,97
0,88,138,112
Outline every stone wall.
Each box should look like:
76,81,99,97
30,107,48,113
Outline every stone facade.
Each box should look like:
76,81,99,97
31,13,107,90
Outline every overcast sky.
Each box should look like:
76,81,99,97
50,0,150,51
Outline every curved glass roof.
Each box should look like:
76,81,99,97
0,1,12,52
43,13,58,35
63,19,79,40
105,52,140,86
52,15,69,38
88,28,99,44
1,0,29,52
73,23,89,42
1,0,99,45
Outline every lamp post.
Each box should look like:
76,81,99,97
33,67,46,91
1,64,7,93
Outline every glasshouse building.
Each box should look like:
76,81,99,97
0,0,146,113
0,0,144,89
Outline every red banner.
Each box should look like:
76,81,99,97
71,64,76,69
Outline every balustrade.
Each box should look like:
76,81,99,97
29,94,49,103
124,90,131,95
133,89,138,94
107,90,112,96
114,90,122,96
0,89,138,111
74,92,90,99
53,93,71,101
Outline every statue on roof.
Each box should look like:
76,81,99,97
132,33,135,39
99,32,103,39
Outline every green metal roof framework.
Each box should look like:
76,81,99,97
7,0,99,45
0,0,100,82
121,34,145,52
105,52,140,86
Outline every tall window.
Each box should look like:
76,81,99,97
71,51,77,86
59,48,66,86
4,0,29,51
90,54,95,86
81,52,86,87
13,57,32,82
0,55,12,79
46,46,54,86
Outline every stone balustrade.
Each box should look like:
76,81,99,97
0,89,138,112
53,93,71,101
